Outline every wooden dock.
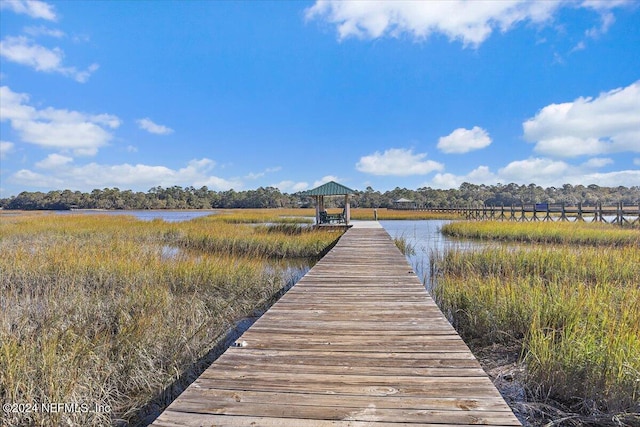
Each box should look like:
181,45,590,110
152,222,521,427
396,203,640,225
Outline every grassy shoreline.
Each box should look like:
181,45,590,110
431,221,640,425
0,212,342,426
441,220,640,246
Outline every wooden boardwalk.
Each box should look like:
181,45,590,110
152,222,521,426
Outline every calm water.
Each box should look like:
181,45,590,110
56,209,215,222
380,220,483,289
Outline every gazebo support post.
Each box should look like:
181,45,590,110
315,195,321,226
344,194,351,225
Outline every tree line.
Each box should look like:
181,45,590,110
1,183,639,211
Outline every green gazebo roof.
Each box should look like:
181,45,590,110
301,181,355,196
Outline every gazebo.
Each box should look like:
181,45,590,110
301,181,355,226
393,197,417,209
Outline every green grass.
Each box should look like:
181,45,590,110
0,213,342,426
430,222,640,419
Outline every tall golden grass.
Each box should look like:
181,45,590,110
0,212,341,426
442,220,640,246
208,208,315,224
350,208,461,220
431,221,640,419
206,207,461,221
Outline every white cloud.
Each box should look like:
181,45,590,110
523,81,640,157
10,158,241,191
313,175,341,188
13,169,60,187
356,148,443,176
306,0,633,46
581,157,613,168
427,156,640,189
0,85,120,156
437,126,492,154
431,166,497,189
136,118,174,135
0,36,62,71
570,169,640,187
582,0,632,12
35,153,73,169
272,180,309,193
306,0,562,46
634,158,640,166
0,0,57,21
0,36,98,82
0,141,15,159
498,157,570,182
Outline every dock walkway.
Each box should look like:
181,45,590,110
152,222,521,426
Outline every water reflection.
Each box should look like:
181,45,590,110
161,245,181,260
56,210,215,222
380,220,484,289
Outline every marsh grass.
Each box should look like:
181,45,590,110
0,213,342,426
430,222,640,421
198,207,460,222
393,234,416,256
210,208,314,224
442,220,640,246
350,208,461,220
171,215,342,259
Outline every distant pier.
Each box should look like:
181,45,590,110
400,203,640,225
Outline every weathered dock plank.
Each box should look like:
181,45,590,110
152,222,521,426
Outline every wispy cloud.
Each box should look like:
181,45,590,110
0,141,15,160
585,11,615,38
136,118,174,135
356,148,443,176
245,166,282,180
0,36,99,82
23,25,65,38
0,0,57,21
0,85,120,156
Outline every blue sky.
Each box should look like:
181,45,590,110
1,0,639,197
